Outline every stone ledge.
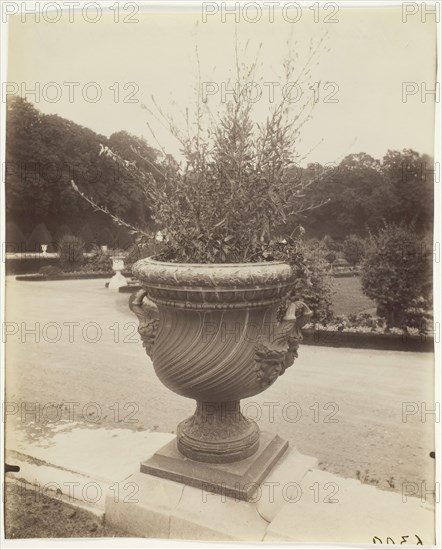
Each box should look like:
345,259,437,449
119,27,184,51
6,429,435,543
5,428,176,517
105,472,185,539
264,469,435,545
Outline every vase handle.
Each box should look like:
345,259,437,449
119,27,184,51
129,289,160,359
255,300,312,388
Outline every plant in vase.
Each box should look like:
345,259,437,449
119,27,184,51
70,39,330,496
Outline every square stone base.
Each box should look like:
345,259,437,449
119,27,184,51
105,453,434,543
140,431,288,501
105,444,320,540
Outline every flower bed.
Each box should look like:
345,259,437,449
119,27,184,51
302,312,433,352
302,327,433,352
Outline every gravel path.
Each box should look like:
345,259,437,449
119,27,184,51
5,278,435,497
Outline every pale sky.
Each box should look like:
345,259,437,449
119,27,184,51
6,3,437,166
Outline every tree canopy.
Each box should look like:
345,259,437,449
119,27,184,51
302,151,433,239
5,96,434,247
5,96,160,246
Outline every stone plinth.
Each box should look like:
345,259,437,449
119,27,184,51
140,431,289,501
105,433,319,540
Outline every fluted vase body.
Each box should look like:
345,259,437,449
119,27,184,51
131,258,305,463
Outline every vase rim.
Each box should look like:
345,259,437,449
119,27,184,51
133,255,295,308
139,256,290,268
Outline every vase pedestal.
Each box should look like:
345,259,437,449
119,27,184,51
140,431,288,502
176,400,260,464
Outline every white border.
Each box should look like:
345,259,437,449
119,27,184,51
0,2,440,550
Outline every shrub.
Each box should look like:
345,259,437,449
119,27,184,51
299,247,334,324
82,253,113,273
58,234,85,267
361,224,432,330
88,243,102,257
343,235,366,266
55,224,73,245
272,238,334,324
324,250,337,265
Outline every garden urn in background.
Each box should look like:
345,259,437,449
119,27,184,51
108,258,127,291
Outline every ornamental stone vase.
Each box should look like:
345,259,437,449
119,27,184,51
108,258,127,291
130,257,311,465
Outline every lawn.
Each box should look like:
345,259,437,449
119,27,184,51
331,276,376,316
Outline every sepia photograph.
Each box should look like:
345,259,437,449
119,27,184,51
1,1,440,547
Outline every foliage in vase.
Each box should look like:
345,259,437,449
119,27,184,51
70,39,330,268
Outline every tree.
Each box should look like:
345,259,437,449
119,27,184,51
381,149,434,233
342,235,366,267
302,150,434,240
5,96,161,238
303,153,389,239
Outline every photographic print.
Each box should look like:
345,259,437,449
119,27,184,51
1,1,440,547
